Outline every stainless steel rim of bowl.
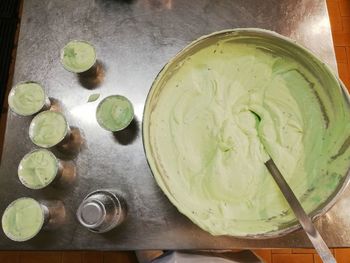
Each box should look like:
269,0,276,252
142,28,350,239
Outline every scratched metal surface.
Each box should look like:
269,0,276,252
1,0,348,250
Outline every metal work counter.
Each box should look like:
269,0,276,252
1,0,348,250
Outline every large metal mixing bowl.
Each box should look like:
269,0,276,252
143,28,350,238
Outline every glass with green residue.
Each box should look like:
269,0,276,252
60,40,96,73
96,95,134,132
8,81,51,116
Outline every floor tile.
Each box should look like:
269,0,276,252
82,251,103,263
0,251,19,263
327,0,344,32
338,62,350,88
271,249,292,254
272,254,313,263
347,46,350,62
342,17,350,32
19,252,61,263
339,0,350,16
335,248,350,263
333,32,350,46
313,253,323,263
338,62,350,75
103,251,138,263
291,248,315,254
252,249,271,263
62,251,82,263
335,46,348,63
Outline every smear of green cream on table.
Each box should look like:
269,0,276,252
87,93,100,103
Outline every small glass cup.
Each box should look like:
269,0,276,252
8,81,50,116
96,95,134,132
1,197,65,242
18,149,76,189
76,189,127,233
60,40,97,74
29,110,71,148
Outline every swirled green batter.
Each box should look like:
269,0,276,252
2,198,44,242
8,82,45,116
61,40,96,73
96,95,134,131
18,149,58,189
145,36,350,236
29,111,68,148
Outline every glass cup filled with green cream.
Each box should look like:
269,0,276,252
60,40,96,73
18,149,60,189
29,110,70,148
96,95,134,132
2,198,66,242
8,81,50,116
1,198,46,242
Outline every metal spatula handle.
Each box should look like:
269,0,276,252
265,159,336,263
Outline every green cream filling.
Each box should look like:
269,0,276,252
146,39,350,236
2,198,44,241
8,82,45,116
29,111,68,148
18,149,58,189
96,95,134,131
61,41,96,73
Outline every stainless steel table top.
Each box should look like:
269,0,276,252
1,0,347,250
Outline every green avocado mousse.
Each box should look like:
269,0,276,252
96,95,134,131
143,29,350,237
8,81,49,116
2,198,45,242
18,149,59,189
60,40,96,73
29,110,69,148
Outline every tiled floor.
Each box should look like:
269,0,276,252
0,251,139,263
0,0,350,262
328,0,350,90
